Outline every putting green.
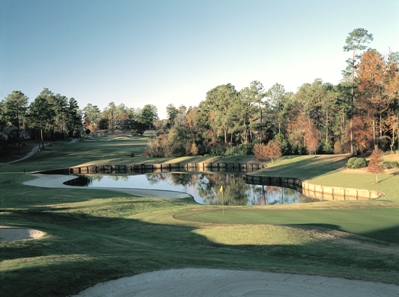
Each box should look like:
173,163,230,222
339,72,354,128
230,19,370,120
174,204,399,243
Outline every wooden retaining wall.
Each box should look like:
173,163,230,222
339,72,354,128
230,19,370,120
244,176,383,200
244,175,302,191
301,181,383,200
65,163,384,201
68,162,266,175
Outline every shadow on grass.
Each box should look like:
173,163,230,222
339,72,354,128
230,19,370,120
1,205,399,297
285,223,399,244
360,225,399,244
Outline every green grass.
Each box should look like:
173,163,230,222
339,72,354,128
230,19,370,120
174,202,399,243
259,154,399,201
1,137,399,296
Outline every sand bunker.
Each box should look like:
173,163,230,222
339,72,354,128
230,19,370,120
0,227,44,241
72,268,399,297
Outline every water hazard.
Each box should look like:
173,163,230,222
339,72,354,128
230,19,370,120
68,172,319,205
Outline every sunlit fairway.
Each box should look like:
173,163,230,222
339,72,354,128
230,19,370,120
1,137,398,297
174,202,399,243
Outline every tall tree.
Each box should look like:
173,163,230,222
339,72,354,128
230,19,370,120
66,97,81,136
3,91,29,153
166,104,179,128
103,102,117,133
239,86,259,143
205,84,239,144
53,94,68,138
330,83,351,153
82,103,101,131
357,50,390,147
266,83,286,134
114,103,133,130
0,101,5,130
27,89,56,148
135,104,158,130
343,28,373,155
248,81,267,141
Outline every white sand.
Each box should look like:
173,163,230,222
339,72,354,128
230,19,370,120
0,227,44,241
72,268,399,297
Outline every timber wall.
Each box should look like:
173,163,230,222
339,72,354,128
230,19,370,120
242,175,384,200
301,181,383,200
43,162,384,201
68,162,266,175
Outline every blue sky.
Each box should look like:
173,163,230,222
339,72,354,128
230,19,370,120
1,0,398,119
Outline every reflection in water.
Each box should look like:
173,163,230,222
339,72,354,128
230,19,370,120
68,172,318,205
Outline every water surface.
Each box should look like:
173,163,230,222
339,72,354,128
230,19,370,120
71,172,318,205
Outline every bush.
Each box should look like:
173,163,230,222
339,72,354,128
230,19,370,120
209,145,226,156
168,143,185,157
274,133,291,155
346,157,356,168
238,143,254,155
346,157,369,169
224,146,240,156
131,129,140,136
319,140,334,154
189,143,198,156
253,143,268,161
144,135,167,157
382,161,399,169
353,158,369,168
333,140,343,154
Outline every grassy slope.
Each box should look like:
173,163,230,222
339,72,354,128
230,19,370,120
257,154,399,201
1,137,399,297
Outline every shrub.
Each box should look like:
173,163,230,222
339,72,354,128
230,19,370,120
237,143,254,155
224,146,240,156
319,140,334,154
144,135,167,157
253,143,268,161
273,133,290,155
333,140,343,154
353,158,369,168
209,145,226,156
382,161,399,169
346,157,356,168
168,143,185,157
131,129,140,136
189,143,198,156
346,157,368,169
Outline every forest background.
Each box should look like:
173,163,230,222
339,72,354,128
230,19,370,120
1,28,399,160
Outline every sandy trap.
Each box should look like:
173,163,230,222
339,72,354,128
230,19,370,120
0,227,44,241
72,268,399,297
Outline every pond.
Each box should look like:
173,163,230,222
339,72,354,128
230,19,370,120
68,172,319,205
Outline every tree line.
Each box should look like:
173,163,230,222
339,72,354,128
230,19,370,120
82,102,158,136
0,88,81,153
1,28,398,160
0,87,159,155
146,28,398,158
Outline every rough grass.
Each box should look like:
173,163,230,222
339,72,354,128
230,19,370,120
1,137,399,297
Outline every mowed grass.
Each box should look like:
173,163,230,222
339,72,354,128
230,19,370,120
1,137,399,296
174,202,399,243
257,154,399,201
